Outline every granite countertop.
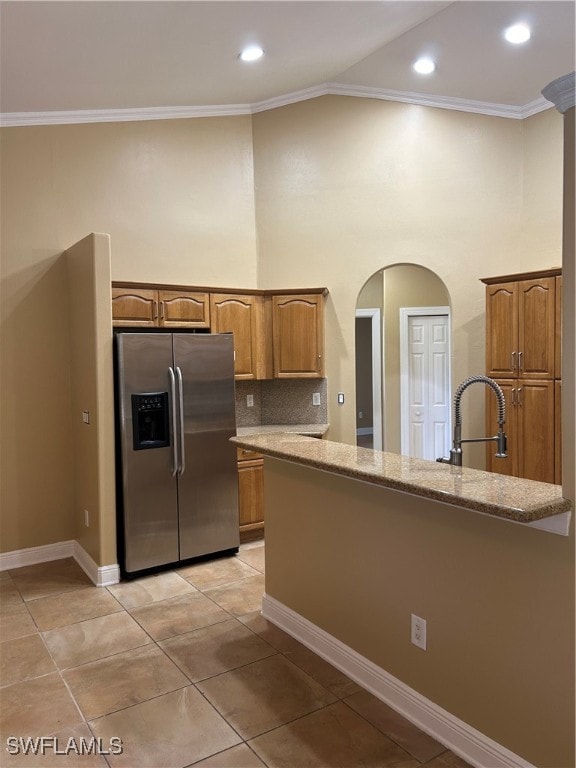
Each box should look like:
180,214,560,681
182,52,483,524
230,432,571,525
236,424,329,437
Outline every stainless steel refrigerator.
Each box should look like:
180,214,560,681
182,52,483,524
115,332,239,576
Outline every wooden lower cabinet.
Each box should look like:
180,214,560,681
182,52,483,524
487,379,556,484
237,448,264,541
555,380,562,485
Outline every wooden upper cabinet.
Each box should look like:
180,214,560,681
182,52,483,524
112,287,158,326
483,271,558,380
112,284,328,380
518,277,555,378
158,290,210,328
112,285,209,328
210,293,272,380
486,283,518,377
272,293,325,378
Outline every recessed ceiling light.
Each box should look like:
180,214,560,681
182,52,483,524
504,23,531,44
239,46,264,62
413,58,436,75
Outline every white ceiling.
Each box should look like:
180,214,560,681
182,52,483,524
1,1,574,124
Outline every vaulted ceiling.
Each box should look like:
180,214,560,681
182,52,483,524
1,1,574,125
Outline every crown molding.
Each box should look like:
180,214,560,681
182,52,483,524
0,103,253,127
541,72,576,114
0,83,552,127
250,83,330,113
324,83,551,120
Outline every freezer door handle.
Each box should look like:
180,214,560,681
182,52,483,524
176,366,186,476
168,367,179,477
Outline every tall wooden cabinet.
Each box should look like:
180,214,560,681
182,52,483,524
482,268,562,484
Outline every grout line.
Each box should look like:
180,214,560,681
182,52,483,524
0,548,461,767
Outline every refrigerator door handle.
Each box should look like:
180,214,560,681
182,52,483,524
176,366,186,476
168,367,179,477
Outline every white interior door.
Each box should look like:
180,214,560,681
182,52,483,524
400,310,451,460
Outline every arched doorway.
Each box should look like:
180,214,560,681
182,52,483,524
355,264,451,458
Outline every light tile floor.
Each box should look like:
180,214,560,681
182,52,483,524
0,542,472,768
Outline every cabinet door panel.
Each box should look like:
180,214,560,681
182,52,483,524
486,380,518,477
112,288,158,326
486,283,518,378
555,276,562,379
159,291,210,327
210,294,272,380
273,295,324,378
517,380,555,483
555,380,562,485
238,460,264,527
518,278,555,378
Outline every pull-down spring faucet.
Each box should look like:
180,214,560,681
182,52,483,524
436,375,508,467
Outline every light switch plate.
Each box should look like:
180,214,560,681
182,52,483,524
82,411,90,424
312,393,321,406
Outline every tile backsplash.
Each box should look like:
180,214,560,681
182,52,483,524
236,379,327,427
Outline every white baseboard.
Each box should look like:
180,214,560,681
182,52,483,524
262,594,535,768
0,540,120,587
72,542,120,586
0,540,75,570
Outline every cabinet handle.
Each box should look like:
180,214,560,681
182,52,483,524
511,351,516,371
517,386,523,406
511,387,516,406
518,351,523,371
152,300,158,320
160,301,165,320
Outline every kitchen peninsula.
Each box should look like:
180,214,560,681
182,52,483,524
231,432,570,526
230,432,573,767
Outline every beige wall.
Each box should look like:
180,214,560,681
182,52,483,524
520,108,564,261
66,233,115,565
252,96,563,450
0,117,258,556
0,96,566,560
265,457,574,768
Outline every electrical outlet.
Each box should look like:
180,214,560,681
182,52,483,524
312,393,321,406
359,411,363,419
84,509,89,528
337,393,345,405
247,394,254,407
82,410,90,424
411,614,427,650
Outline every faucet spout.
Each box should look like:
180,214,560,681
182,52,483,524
436,375,508,467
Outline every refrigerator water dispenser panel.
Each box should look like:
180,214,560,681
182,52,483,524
131,392,170,450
